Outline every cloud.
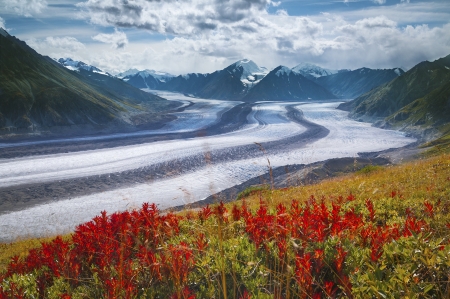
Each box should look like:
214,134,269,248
1,0,47,17
18,0,448,75
92,29,128,49
27,36,86,53
372,0,386,4
77,0,275,36
0,17,5,29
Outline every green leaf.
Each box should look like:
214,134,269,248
423,284,434,294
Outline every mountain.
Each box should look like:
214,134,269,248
122,59,268,100
385,83,450,141
57,58,110,76
316,67,404,99
194,59,268,99
339,54,450,142
118,60,404,102
228,59,268,88
122,70,175,90
0,29,178,138
244,66,336,101
116,68,140,78
291,62,341,80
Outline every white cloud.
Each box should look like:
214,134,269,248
92,29,128,49
1,0,47,17
44,36,86,51
77,0,273,36
64,10,450,75
14,0,449,75
26,36,86,60
0,17,5,29
372,0,386,4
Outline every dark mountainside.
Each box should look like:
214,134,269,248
125,60,261,100
122,72,163,90
315,67,404,99
339,54,450,142
244,66,336,101
194,63,251,100
0,30,179,139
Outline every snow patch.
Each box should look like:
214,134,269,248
292,62,338,78
231,59,268,84
275,66,292,77
116,68,140,78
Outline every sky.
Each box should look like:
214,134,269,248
1,0,450,75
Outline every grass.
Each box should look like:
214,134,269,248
0,237,59,273
1,152,450,297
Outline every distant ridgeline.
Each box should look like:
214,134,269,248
116,53,450,146
118,59,404,102
0,29,179,137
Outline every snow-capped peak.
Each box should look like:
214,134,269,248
233,59,262,72
116,68,140,79
57,58,109,76
275,66,292,77
292,62,338,78
228,59,268,87
137,69,174,81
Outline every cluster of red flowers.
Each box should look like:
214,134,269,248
1,203,195,298
0,194,436,298
239,195,428,298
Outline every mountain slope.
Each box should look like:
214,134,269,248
0,31,177,137
291,62,340,80
338,54,450,145
58,58,108,75
195,60,268,100
122,59,268,100
339,55,450,120
244,66,336,101
383,80,450,143
316,67,403,99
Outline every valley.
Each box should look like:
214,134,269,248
0,92,415,241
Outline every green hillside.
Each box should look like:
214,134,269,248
339,54,450,150
0,31,178,137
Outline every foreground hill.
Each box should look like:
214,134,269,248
1,152,449,298
0,29,178,138
339,54,450,143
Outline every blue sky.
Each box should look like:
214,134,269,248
1,0,450,74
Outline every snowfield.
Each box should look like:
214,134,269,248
0,96,415,241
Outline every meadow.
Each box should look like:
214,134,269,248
1,151,449,298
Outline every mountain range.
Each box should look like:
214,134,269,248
3,27,449,147
0,29,179,138
118,59,403,102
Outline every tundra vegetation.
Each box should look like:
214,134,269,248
1,152,450,298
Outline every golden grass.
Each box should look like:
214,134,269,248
185,152,450,222
0,237,54,273
2,152,450,275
